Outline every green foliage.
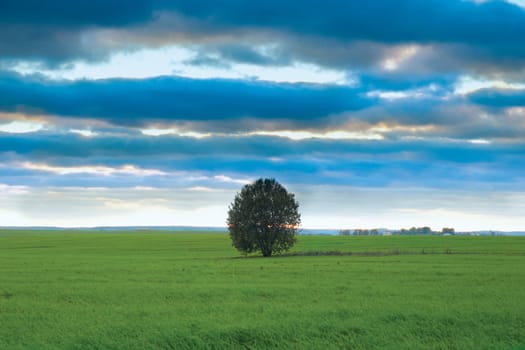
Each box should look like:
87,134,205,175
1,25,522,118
0,231,524,349
442,227,456,235
398,226,435,235
353,228,380,235
227,178,300,257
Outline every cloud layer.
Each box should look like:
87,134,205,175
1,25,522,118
3,0,525,76
1,1,524,229
0,72,368,125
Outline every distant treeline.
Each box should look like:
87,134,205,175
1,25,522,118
339,227,456,236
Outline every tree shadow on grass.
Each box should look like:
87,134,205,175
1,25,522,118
226,249,463,259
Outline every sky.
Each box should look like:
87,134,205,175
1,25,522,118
1,0,525,231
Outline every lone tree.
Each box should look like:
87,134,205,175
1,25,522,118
227,178,301,257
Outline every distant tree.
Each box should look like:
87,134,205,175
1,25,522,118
354,229,370,235
420,226,432,235
227,178,301,257
398,226,436,235
441,227,455,235
339,229,351,236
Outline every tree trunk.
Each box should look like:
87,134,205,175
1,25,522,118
262,249,272,257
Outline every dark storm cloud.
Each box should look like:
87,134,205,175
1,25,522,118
0,72,370,124
3,69,524,140
0,0,160,63
0,1,156,26
2,0,525,74
169,0,525,77
168,0,525,45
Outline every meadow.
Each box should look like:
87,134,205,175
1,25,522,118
0,230,524,349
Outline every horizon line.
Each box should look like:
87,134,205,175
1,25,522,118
1,225,524,234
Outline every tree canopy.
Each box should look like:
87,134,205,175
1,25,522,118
227,178,301,257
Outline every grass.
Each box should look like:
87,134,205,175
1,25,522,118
1,230,524,349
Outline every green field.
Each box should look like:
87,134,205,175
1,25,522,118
1,231,524,349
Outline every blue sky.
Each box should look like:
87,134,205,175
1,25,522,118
1,0,524,230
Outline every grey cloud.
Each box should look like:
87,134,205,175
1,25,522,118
1,131,524,191
2,1,525,79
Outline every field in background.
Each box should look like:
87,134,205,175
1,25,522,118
1,231,524,349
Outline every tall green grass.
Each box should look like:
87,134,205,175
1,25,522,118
1,231,524,349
